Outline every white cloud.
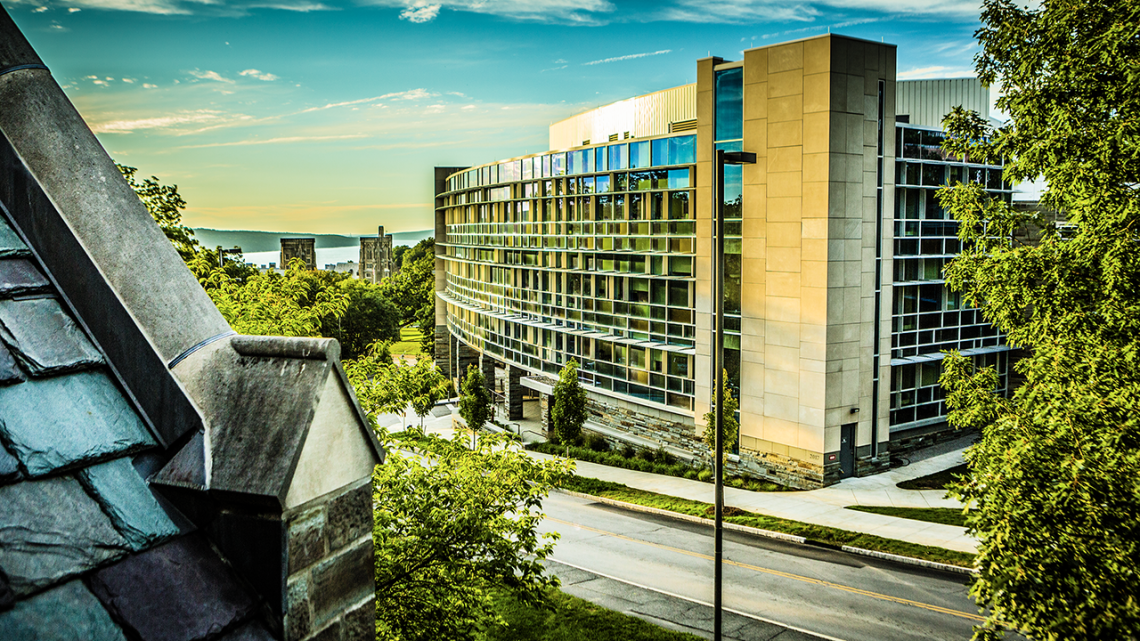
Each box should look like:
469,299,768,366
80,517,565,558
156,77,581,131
239,68,279,81
298,88,434,114
68,6,81,11
898,65,977,80
365,0,614,25
189,69,235,84
91,109,233,134
122,78,135,83
180,134,369,148
17,0,331,16
32,6,48,12
399,1,439,22
583,49,671,66
143,83,157,88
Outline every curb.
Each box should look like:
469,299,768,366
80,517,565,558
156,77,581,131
557,489,978,576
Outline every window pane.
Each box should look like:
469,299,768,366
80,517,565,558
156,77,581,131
715,67,743,141
670,135,695,165
630,141,650,169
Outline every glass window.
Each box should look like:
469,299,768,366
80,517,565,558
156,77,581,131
668,169,690,189
669,191,691,220
595,175,610,193
596,147,608,172
541,155,551,178
652,139,669,166
552,153,566,176
609,144,628,171
630,172,652,191
580,176,595,194
630,141,650,169
671,135,695,165
715,67,743,141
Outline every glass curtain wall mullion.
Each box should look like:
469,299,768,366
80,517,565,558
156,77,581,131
714,67,744,395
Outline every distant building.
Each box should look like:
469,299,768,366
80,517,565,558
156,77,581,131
280,237,316,270
333,260,358,276
359,226,395,283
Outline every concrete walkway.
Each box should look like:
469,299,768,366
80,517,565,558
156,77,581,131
407,401,977,555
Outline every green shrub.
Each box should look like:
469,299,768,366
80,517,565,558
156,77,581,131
620,445,636,459
585,433,610,453
697,469,713,482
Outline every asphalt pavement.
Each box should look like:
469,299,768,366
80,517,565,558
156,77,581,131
541,491,985,641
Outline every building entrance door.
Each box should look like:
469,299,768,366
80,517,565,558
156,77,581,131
840,423,857,478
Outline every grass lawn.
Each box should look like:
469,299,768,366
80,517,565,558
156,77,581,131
563,476,976,568
480,588,701,641
390,326,426,356
845,505,968,528
896,463,969,491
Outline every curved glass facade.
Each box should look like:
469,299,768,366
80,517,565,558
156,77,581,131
438,134,700,411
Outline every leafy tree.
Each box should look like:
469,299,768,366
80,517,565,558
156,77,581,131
117,163,200,260
392,244,410,271
189,255,348,337
550,359,588,445
403,358,451,428
321,277,401,360
343,340,401,432
938,0,1140,638
459,364,492,436
373,432,573,641
381,238,436,355
702,370,739,461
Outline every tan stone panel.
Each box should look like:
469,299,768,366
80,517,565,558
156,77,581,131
802,238,827,262
765,392,800,422
803,218,828,239
697,127,713,163
802,260,828,288
741,283,764,319
826,260,845,289
768,95,804,124
765,320,800,347
769,146,803,174
798,430,825,455
845,182,863,217
740,393,764,417
768,222,801,248
742,257,765,284
744,48,769,84
803,72,829,113
803,111,829,155
828,112,846,153
803,152,828,184
768,42,804,73
845,76,865,116
744,82,767,118
767,271,801,298
768,120,803,148
769,172,802,199
804,37,830,75
697,217,712,238
826,287,846,325
743,119,768,157
767,247,801,272
768,196,802,222
761,416,799,447
765,368,798,397
742,315,765,337
742,237,767,259
741,332,765,354
742,218,766,239
765,295,801,323
799,402,825,425
827,238,846,261
864,93,879,122
846,113,864,154
827,181,847,219
800,340,826,363
768,70,804,99
697,88,713,118
845,153,863,184
696,236,712,259
743,184,768,211
697,163,714,189
803,182,828,219
801,285,827,326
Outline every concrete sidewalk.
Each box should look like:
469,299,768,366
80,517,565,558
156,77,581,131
409,401,976,554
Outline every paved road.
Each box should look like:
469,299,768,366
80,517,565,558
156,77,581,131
540,492,985,641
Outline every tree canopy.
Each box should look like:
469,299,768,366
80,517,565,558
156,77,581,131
702,370,739,461
550,359,588,445
459,364,492,436
938,0,1140,638
373,432,573,641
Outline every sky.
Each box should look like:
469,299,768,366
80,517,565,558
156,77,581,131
5,0,987,234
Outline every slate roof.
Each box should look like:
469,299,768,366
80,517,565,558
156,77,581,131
0,186,275,641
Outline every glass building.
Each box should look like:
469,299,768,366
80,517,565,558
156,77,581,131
434,35,1009,488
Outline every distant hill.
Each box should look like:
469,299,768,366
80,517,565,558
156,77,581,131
192,228,433,253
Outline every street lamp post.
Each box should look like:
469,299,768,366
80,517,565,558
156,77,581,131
713,148,755,641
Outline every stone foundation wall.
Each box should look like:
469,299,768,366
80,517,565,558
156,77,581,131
433,326,449,374
284,478,374,641
890,423,976,461
735,448,825,490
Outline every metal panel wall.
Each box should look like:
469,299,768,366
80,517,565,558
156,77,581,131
895,78,989,128
549,84,696,150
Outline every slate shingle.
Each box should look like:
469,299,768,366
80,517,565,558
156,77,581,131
78,458,181,551
0,441,20,484
0,475,129,595
0,217,29,258
0,343,20,385
0,370,155,477
218,620,277,641
0,568,13,611
0,579,127,641
0,297,103,377
87,534,257,641
0,258,49,298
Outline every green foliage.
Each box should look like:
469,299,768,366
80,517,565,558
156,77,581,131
459,364,493,435
937,1,1140,638
844,506,968,528
701,371,739,459
380,238,436,355
117,163,200,260
480,587,702,641
343,340,402,431
373,432,574,641
895,464,969,491
188,256,348,337
550,360,587,445
321,277,401,360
